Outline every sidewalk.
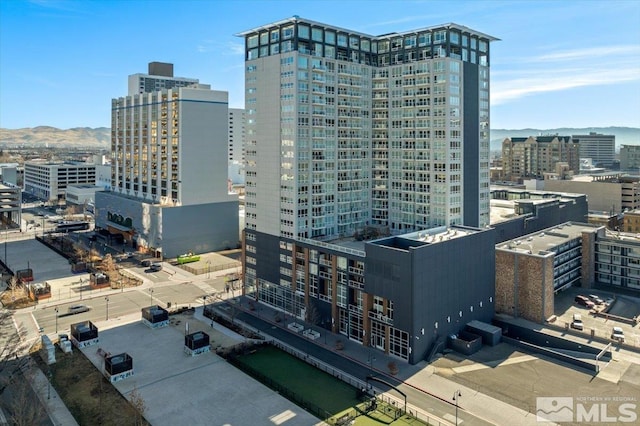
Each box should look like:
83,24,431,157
28,361,79,426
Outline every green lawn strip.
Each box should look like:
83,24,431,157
237,345,360,414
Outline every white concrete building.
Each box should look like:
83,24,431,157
95,164,112,191
65,184,103,209
228,108,246,185
128,61,199,95
96,70,239,258
620,145,640,171
23,161,96,202
228,108,245,163
573,132,615,167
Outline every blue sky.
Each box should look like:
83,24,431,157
1,0,639,130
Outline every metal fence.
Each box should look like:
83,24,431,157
550,320,640,351
179,261,240,275
212,305,452,426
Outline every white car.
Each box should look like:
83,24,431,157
571,314,583,330
68,304,91,314
588,294,605,305
611,327,625,343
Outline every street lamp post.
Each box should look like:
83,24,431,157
54,307,58,333
453,390,462,425
105,296,109,320
47,370,52,400
202,294,207,315
149,289,154,307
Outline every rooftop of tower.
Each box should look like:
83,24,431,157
236,16,499,42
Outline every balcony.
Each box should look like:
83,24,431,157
348,304,362,313
368,310,394,325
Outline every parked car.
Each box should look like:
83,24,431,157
571,314,583,330
140,259,152,267
68,304,90,314
150,262,162,272
575,295,595,308
604,297,615,306
611,326,625,343
588,294,605,305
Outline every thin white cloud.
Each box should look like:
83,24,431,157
533,45,640,62
492,40,640,104
492,66,640,105
196,40,244,56
28,0,90,15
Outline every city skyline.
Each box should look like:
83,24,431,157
1,0,639,130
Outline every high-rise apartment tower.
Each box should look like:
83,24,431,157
239,17,496,238
238,18,497,362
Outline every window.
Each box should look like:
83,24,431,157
361,39,370,52
248,35,258,48
312,27,323,42
450,31,460,45
404,35,416,48
271,29,280,43
325,30,335,45
418,32,431,47
282,40,293,53
434,30,446,43
298,24,310,39
283,25,294,40
325,45,335,59
337,34,348,47
260,32,268,45
349,36,359,49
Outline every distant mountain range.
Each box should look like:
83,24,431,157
0,126,110,148
1,125,638,150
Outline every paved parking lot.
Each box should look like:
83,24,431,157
3,238,72,282
80,312,321,426
554,287,640,348
432,342,640,425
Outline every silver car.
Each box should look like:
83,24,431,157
68,304,90,314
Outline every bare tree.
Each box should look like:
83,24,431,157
100,253,116,273
89,247,101,262
74,246,88,263
0,309,31,397
8,276,18,297
305,300,321,326
5,366,48,426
